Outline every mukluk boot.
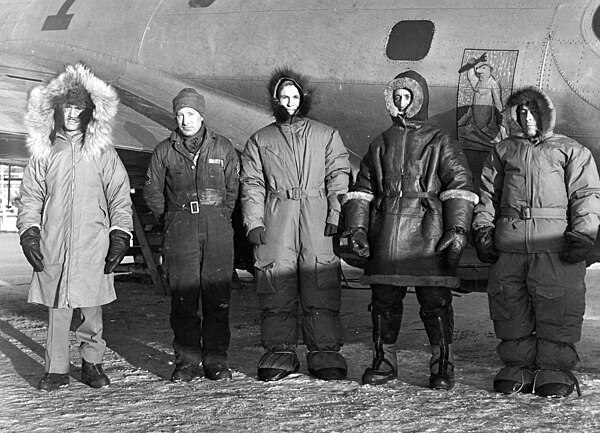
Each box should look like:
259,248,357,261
429,344,454,390
362,342,398,385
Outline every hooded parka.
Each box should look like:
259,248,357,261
144,123,239,365
472,87,600,373
240,69,351,357
17,63,133,309
344,71,478,288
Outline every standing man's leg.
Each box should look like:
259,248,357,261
362,284,405,385
416,286,455,390
487,252,536,394
529,253,585,398
38,307,73,391
78,306,110,388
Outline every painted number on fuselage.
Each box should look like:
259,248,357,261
42,0,76,31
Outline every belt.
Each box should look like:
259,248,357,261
169,200,200,214
381,191,436,198
269,188,325,200
501,207,566,220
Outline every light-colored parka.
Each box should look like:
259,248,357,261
17,63,133,308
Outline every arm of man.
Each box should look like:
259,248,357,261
239,136,267,234
223,142,240,217
143,143,167,219
324,129,351,229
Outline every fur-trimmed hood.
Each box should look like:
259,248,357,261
268,67,315,123
384,70,429,122
24,63,119,161
505,86,555,140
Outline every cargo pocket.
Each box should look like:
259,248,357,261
315,254,341,291
487,283,511,321
255,259,278,294
535,285,566,327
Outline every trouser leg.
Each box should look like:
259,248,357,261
200,282,231,365
46,307,74,374
77,306,106,364
170,287,202,365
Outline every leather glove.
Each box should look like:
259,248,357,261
324,223,338,237
560,231,594,264
20,226,44,272
473,226,498,264
435,227,468,269
349,228,370,258
104,229,131,274
247,226,266,246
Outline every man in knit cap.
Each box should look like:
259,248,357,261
144,88,240,382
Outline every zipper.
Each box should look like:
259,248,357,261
524,142,532,252
66,136,76,307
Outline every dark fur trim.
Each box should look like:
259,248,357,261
268,67,315,123
506,87,555,138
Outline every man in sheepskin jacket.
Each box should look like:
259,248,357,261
472,87,600,398
240,68,351,381
17,63,133,391
343,71,478,390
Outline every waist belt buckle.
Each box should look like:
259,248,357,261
190,201,199,214
520,207,531,220
288,187,302,200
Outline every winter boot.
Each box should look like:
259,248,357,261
204,362,233,381
171,362,202,382
429,344,455,390
37,373,70,391
534,369,581,398
257,350,300,382
81,360,110,388
493,365,535,394
362,342,398,385
307,351,348,380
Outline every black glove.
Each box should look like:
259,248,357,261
473,226,498,264
20,226,44,272
349,228,370,258
324,223,338,237
247,226,266,246
104,229,131,274
560,231,594,264
435,227,468,268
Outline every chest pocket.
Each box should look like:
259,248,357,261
202,158,225,205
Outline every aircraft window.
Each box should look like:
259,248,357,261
386,20,434,61
189,0,215,7
594,5,600,41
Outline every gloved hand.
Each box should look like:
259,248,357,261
435,227,468,268
104,229,131,274
349,228,370,258
247,226,266,246
560,231,594,264
473,226,498,264
20,226,44,272
324,223,338,237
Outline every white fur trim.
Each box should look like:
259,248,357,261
340,191,375,205
439,189,479,204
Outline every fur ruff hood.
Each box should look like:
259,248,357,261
384,70,429,122
505,86,555,140
24,63,119,162
268,67,315,123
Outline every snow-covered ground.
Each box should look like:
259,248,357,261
1,232,599,433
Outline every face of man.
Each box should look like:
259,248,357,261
278,84,301,116
517,104,539,138
393,88,412,115
62,104,86,132
176,107,204,137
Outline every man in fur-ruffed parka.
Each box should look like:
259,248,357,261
240,68,351,381
17,63,133,391
472,87,600,398
343,71,478,390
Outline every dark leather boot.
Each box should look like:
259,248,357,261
204,363,233,381
429,344,455,390
362,342,398,385
37,373,70,391
81,360,110,388
171,362,202,382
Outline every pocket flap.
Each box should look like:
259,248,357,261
535,285,565,300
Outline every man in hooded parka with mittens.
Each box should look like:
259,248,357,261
240,68,351,382
17,63,133,391
343,70,478,390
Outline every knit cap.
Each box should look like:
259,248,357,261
172,88,205,116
